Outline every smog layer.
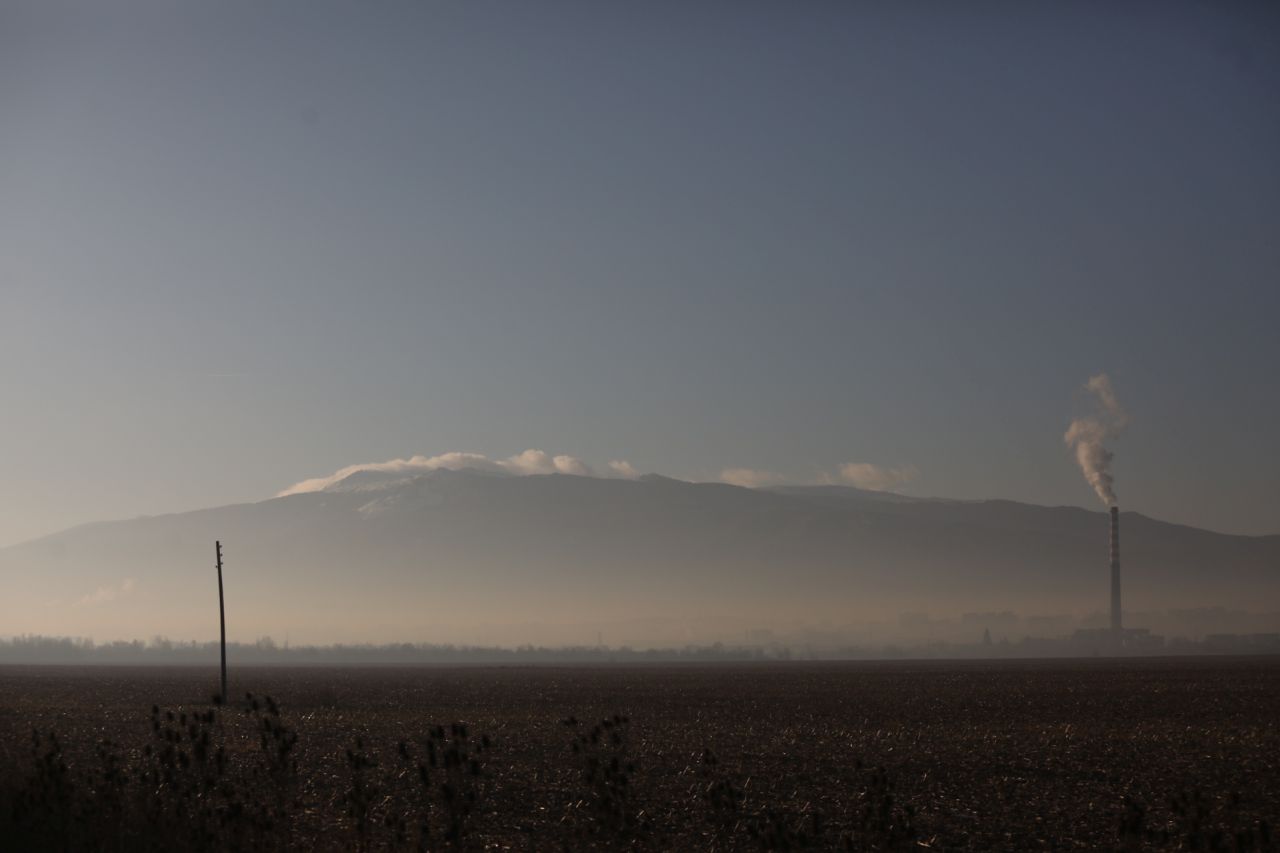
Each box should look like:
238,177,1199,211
3,467,1276,648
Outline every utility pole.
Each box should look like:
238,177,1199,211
216,540,227,704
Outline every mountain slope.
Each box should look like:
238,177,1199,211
1,469,1276,645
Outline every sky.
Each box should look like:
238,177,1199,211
2,0,1279,548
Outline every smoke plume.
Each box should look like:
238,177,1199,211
1064,374,1129,506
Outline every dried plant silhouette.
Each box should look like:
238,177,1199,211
3,663,1277,851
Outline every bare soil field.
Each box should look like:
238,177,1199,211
2,658,1277,850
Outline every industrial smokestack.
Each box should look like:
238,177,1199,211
1110,506,1121,642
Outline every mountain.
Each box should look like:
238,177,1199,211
1,468,1276,646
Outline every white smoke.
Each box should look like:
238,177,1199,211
1064,373,1129,506
278,450,596,496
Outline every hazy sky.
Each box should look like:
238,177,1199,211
3,1,1278,547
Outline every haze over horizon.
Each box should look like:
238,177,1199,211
4,3,1279,551
4,464,1278,649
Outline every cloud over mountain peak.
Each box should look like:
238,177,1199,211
281,451,921,498
277,450,616,496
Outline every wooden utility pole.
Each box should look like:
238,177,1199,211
216,540,227,703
